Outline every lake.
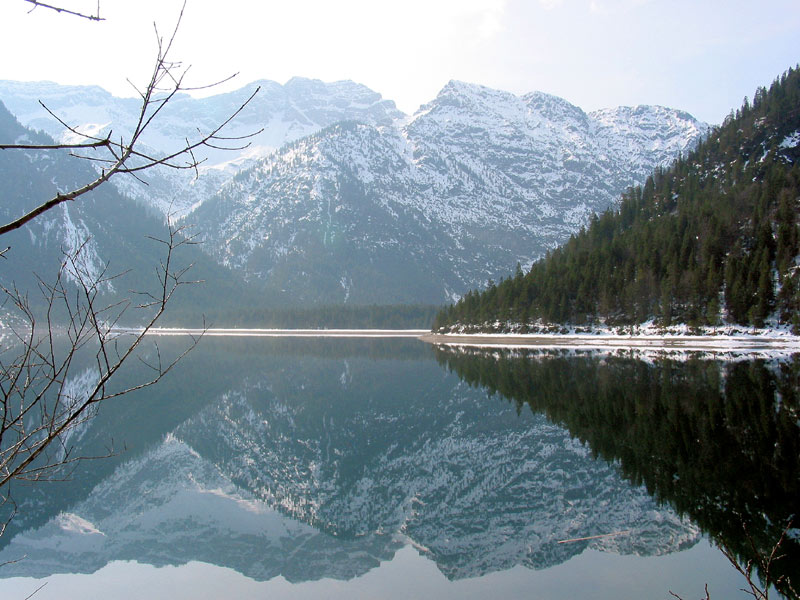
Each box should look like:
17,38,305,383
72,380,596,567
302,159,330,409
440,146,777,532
0,336,797,599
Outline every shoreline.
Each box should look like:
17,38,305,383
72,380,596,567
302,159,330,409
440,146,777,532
103,327,800,353
419,332,800,353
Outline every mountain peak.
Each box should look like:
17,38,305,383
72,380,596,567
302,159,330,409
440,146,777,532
412,80,526,126
434,79,519,105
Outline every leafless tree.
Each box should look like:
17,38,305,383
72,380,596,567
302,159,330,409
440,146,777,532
0,1,260,531
0,225,199,533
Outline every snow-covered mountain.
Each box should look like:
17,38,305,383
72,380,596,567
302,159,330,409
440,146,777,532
0,78,403,217
0,78,708,306
193,80,708,303
0,348,699,581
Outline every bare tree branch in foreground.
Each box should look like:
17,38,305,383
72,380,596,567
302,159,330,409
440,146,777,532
0,223,203,504
716,519,798,600
0,0,263,236
669,518,798,600
22,0,103,22
0,1,259,534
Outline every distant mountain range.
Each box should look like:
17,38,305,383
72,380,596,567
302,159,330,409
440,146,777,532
0,77,708,307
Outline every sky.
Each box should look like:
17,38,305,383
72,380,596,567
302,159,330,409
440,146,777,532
0,0,798,124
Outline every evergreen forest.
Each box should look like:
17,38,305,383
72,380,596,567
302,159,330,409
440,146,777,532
434,67,800,331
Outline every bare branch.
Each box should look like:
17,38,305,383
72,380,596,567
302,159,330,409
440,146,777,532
22,582,48,600
23,0,103,21
0,163,128,236
0,0,243,542
1,0,261,234
0,222,205,492
0,139,111,151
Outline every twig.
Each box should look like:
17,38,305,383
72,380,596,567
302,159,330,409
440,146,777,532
23,0,102,21
0,0,261,234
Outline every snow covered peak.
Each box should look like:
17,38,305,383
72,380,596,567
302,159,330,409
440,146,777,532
438,79,513,100
589,104,710,170
523,90,589,127
415,79,524,121
0,78,404,161
192,77,708,304
0,77,407,217
0,79,116,104
0,76,710,299
284,76,385,107
411,82,596,144
590,104,708,138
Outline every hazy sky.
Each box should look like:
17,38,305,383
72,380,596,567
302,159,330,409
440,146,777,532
1,0,798,124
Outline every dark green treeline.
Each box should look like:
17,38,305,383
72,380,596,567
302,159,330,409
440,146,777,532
435,346,800,595
435,66,800,331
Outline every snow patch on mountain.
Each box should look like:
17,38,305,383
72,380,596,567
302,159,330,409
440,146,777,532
57,204,112,292
779,130,800,149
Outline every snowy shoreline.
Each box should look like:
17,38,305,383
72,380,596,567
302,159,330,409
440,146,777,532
419,331,800,359
420,331,800,347
104,326,800,355
424,319,800,352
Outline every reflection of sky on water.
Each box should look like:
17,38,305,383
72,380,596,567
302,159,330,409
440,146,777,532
0,541,748,600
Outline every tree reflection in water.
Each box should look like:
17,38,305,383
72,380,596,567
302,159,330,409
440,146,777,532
434,346,800,597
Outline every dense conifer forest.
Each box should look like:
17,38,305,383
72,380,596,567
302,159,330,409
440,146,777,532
434,67,800,332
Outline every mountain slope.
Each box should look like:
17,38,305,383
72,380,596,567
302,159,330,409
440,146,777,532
193,80,707,305
0,77,404,217
433,66,800,330
0,101,251,323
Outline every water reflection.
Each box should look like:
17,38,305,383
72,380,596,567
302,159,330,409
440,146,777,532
0,339,794,594
433,345,800,593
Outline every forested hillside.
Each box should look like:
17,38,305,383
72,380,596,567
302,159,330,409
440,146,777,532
434,67,800,332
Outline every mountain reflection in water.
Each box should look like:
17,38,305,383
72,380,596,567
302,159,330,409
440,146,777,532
434,345,800,594
0,338,796,596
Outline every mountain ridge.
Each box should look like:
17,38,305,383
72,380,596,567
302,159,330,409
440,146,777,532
0,77,709,306
432,66,800,330
190,78,707,304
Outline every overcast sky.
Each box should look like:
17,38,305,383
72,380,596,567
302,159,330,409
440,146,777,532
1,0,798,124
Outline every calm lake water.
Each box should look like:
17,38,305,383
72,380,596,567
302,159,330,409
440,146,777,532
0,337,797,599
